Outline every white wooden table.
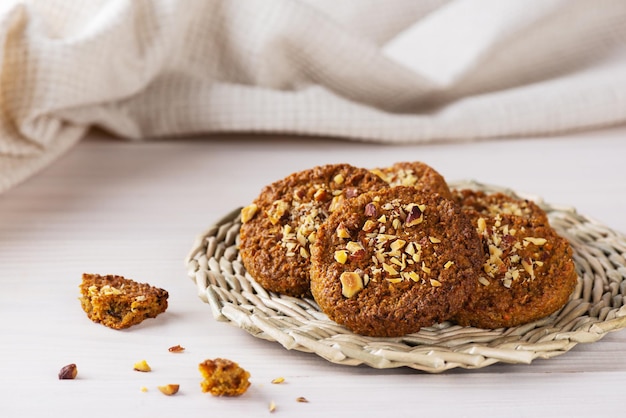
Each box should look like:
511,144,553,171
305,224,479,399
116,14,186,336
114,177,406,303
1,126,625,417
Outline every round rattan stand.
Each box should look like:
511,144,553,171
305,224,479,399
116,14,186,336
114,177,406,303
185,181,626,372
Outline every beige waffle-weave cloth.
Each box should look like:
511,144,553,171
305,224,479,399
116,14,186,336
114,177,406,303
2,0,626,193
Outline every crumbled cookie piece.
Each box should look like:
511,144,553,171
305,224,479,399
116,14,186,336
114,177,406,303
79,273,168,330
198,358,251,397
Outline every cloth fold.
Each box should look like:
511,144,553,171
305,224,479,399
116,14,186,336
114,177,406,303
1,0,626,193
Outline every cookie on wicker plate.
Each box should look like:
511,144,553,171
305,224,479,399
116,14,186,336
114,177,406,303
310,186,483,337
452,189,578,329
238,163,388,298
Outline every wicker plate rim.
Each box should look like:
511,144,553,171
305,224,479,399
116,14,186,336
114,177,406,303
184,180,626,372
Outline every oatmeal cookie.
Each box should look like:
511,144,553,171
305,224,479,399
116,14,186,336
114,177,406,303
310,186,483,337
239,164,388,297
79,273,168,329
371,161,452,198
452,189,578,329
199,358,251,397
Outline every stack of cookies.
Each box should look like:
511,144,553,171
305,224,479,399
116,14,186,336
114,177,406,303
238,162,577,337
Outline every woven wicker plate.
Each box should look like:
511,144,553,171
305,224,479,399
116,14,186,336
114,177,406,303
185,180,626,372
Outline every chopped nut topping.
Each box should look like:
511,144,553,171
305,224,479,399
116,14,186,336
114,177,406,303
241,204,258,223
336,223,351,238
58,363,78,380
89,284,122,296
313,188,329,202
271,377,285,384
340,272,364,298
370,168,389,183
523,237,547,246
477,217,487,234
444,261,454,269
158,384,180,396
428,236,441,244
267,200,289,225
334,250,348,264
329,194,345,212
363,203,378,217
382,262,399,276
133,360,151,372
362,220,377,232
521,258,535,279
405,204,424,226
429,279,442,287
333,173,345,184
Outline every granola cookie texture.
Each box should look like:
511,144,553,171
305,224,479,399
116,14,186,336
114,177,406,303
310,186,484,337
451,190,578,329
79,273,168,329
238,163,388,297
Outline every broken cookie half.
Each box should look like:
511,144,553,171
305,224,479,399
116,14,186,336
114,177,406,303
79,273,168,329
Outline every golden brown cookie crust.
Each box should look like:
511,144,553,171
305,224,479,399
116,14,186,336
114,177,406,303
371,161,452,198
452,189,578,329
310,186,483,337
238,164,388,297
79,273,168,329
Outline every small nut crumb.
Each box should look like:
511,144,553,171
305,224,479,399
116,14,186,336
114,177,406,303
334,250,348,264
340,271,364,298
269,401,277,413
405,204,424,226
336,223,351,238
523,237,547,246
429,279,442,287
158,384,180,396
168,344,185,353
241,204,258,223
364,202,377,217
133,359,151,372
271,377,285,384
333,173,345,184
296,396,309,403
58,363,78,380
140,386,148,392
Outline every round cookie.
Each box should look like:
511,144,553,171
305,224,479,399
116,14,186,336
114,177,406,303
310,186,484,337
452,189,578,329
371,161,452,198
238,164,388,298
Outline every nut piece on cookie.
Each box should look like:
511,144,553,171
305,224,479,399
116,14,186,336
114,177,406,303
198,358,251,397
79,273,168,330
